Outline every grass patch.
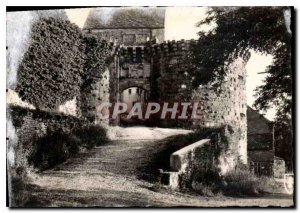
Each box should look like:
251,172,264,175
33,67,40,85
11,176,50,207
190,167,283,197
223,167,260,196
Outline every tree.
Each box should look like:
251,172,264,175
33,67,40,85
274,111,293,171
192,7,292,119
192,7,293,169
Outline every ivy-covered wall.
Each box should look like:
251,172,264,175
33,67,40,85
15,18,85,110
8,105,89,170
14,18,114,125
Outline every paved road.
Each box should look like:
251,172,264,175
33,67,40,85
25,138,294,207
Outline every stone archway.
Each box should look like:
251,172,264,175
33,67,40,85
119,79,150,93
118,80,150,126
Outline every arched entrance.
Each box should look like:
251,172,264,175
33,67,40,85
120,86,149,126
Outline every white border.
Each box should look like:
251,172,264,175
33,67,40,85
1,0,299,211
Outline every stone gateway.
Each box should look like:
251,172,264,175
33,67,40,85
81,7,247,170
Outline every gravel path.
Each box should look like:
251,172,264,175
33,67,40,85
25,129,294,207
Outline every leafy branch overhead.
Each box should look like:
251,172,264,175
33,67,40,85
16,18,113,110
192,7,292,117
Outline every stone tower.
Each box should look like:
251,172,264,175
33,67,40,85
150,40,247,171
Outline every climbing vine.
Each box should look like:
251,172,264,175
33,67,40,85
16,18,114,110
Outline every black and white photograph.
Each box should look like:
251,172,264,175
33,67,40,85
5,4,295,208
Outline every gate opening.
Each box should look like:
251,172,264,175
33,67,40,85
120,87,149,126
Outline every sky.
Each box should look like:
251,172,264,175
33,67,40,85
66,7,276,120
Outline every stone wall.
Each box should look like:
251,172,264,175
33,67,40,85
193,59,248,170
118,46,151,92
150,40,196,102
274,158,286,178
161,138,222,189
79,52,117,126
7,105,89,170
151,40,248,170
83,28,164,45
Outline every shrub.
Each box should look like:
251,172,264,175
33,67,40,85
188,168,223,196
191,168,222,187
73,125,109,149
28,125,110,171
223,167,259,196
16,18,113,110
191,182,218,197
188,166,283,197
222,167,282,196
28,131,81,171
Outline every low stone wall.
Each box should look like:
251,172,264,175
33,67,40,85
161,139,217,189
274,158,286,178
170,139,211,172
7,105,89,170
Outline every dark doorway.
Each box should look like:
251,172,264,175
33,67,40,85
120,87,149,126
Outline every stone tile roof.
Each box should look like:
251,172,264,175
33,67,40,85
247,106,273,135
247,106,274,150
83,7,165,29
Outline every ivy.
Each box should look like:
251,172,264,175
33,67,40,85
15,18,114,111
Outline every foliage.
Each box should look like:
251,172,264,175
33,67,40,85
223,167,260,196
16,18,113,110
81,35,113,89
16,18,85,110
256,176,283,194
192,7,292,119
222,167,283,196
74,125,109,149
189,168,223,196
28,131,81,171
191,182,222,197
274,114,293,171
28,125,109,171
178,126,228,191
190,167,282,196
9,105,84,129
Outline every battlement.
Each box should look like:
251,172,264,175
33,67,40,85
150,39,198,55
115,39,199,62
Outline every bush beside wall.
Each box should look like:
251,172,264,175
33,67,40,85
28,125,109,171
8,105,88,170
190,166,282,196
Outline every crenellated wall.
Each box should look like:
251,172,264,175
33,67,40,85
150,40,196,101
